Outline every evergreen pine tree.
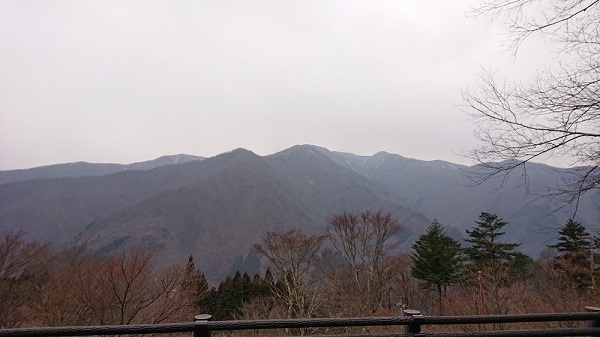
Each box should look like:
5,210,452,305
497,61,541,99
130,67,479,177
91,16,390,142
213,276,235,320
463,212,531,283
183,255,209,312
202,270,268,320
201,287,219,319
411,220,463,310
550,219,591,253
548,219,593,288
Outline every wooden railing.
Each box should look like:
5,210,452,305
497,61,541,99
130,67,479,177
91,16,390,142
2,307,600,337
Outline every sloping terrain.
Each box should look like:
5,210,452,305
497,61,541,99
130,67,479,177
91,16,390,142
0,154,204,185
76,149,323,281
1,145,599,282
0,147,431,283
329,150,600,256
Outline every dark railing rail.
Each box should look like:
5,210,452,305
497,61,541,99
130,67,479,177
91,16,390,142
2,307,600,337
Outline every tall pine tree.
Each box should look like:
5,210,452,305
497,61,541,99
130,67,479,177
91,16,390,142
411,220,463,311
182,255,209,313
550,219,590,252
464,212,531,283
548,219,593,288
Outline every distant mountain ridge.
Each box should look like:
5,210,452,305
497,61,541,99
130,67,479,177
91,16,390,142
1,145,598,283
0,154,204,185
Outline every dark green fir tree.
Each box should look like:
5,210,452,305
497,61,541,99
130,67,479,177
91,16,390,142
411,220,463,310
548,219,593,288
550,219,591,253
463,212,532,283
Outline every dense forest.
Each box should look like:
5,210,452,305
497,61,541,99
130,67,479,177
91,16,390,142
1,209,597,330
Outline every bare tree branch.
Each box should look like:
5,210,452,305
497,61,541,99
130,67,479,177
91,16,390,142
462,0,600,212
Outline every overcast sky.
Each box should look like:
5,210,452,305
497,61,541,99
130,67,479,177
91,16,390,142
0,0,557,170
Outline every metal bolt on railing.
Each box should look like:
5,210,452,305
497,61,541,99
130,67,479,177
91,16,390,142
586,306,600,336
193,314,212,337
404,309,424,336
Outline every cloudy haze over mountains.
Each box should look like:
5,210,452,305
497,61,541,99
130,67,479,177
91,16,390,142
0,0,561,170
1,145,596,283
0,1,587,284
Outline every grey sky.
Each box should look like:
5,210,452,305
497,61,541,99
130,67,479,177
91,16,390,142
0,0,556,170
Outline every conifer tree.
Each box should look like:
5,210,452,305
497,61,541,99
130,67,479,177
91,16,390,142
411,220,463,310
463,212,531,283
464,213,517,265
548,219,593,288
183,255,209,312
550,219,591,253
200,270,277,320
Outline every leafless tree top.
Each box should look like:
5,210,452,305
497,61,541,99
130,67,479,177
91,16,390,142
462,0,600,213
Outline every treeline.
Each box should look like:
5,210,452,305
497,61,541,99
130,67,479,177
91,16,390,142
0,236,201,328
1,210,598,329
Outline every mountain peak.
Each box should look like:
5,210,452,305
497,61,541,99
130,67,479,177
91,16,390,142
273,144,330,156
215,148,258,159
2,144,599,283
373,151,393,157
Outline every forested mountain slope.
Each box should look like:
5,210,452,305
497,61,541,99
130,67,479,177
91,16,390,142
1,145,597,282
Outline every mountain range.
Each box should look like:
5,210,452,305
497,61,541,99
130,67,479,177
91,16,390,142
1,145,598,283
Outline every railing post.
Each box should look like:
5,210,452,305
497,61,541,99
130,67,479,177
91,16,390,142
586,306,600,336
193,314,212,337
404,309,424,335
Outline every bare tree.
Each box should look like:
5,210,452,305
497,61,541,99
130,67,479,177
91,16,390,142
253,229,326,320
0,232,50,328
324,210,404,316
34,246,191,326
33,244,95,327
462,0,600,212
